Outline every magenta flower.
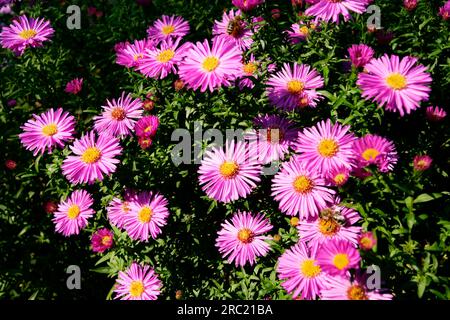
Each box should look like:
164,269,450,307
305,0,369,24
114,262,162,300
212,9,254,51
271,156,335,220
267,62,324,111
286,23,312,44
65,78,83,95
137,38,192,79
62,131,122,185
347,44,374,68
123,191,170,242
358,231,376,250
107,189,138,229
93,92,143,138
277,242,332,300
439,1,450,20
413,155,433,171
52,190,94,236
294,119,356,174
216,211,273,267
135,115,160,138
232,0,264,11
317,239,361,276
357,54,432,116
352,134,398,173
245,114,299,164
0,15,54,55
91,228,114,253
297,200,362,249
236,54,259,89
426,106,447,122
116,39,155,68
146,15,190,42
19,108,76,156
198,140,261,203
178,38,243,92
325,166,351,187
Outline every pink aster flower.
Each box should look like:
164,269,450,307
286,22,312,44
62,131,122,185
297,200,362,249
321,273,393,300
305,0,369,24
93,92,143,138
317,239,361,276
325,165,351,187
114,262,162,300
267,62,324,111
347,44,374,68
19,108,76,156
245,114,299,164
135,115,160,138
357,54,432,116
64,78,83,95
52,190,94,236
413,155,433,171
352,134,398,173
146,15,190,42
123,191,170,242
107,189,138,229
277,242,331,300
216,211,273,267
294,119,356,174
0,15,54,55
426,106,447,122
236,54,259,89
91,228,114,253
358,231,376,250
137,38,192,79
116,38,155,68
439,1,450,20
212,9,254,51
178,37,243,92
232,0,265,11
198,140,262,203
271,156,335,220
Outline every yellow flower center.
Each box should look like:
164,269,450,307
243,62,257,75
290,217,299,227
360,237,373,249
237,228,254,244
42,123,58,137
133,53,144,61
293,175,313,194
386,73,407,90
156,49,175,63
299,26,309,35
318,218,341,236
334,173,347,185
333,253,350,270
129,280,145,297
161,24,175,35
318,139,339,158
101,235,112,246
219,161,239,179
138,206,153,223
347,285,368,300
416,160,427,168
67,205,80,219
300,259,321,278
111,107,126,120
202,56,220,72
81,147,101,164
19,29,37,40
287,80,304,94
362,148,380,161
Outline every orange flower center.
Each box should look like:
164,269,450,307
347,285,369,300
293,175,313,194
318,218,341,236
237,228,254,244
243,62,257,75
111,107,126,120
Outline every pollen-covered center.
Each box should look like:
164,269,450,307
42,123,58,137
243,62,257,75
138,206,153,223
81,147,102,164
202,56,220,72
319,218,341,236
299,26,309,35
293,175,314,194
219,161,239,179
386,73,407,90
101,235,112,246
360,237,373,249
67,204,80,220
334,173,347,185
318,139,339,158
333,253,350,270
129,280,145,297
237,228,254,244
161,24,175,35
287,80,305,94
362,148,380,161
111,107,126,120
156,49,175,63
19,29,37,40
300,259,321,278
347,285,369,300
